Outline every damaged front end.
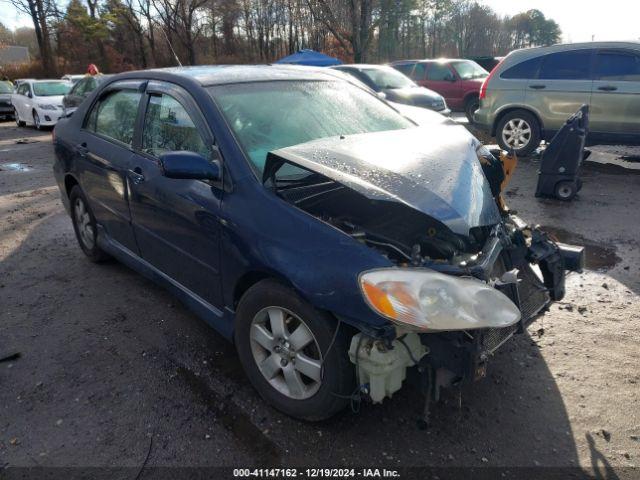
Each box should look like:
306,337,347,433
263,126,584,413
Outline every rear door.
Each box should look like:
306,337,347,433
591,48,640,136
525,49,595,134
76,80,143,253
127,81,224,308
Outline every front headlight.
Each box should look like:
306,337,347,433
360,268,520,331
38,104,57,110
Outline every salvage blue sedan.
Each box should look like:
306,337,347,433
53,66,583,421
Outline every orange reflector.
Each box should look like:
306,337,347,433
362,281,396,318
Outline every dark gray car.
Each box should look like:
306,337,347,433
62,74,112,116
0,82,13,119
332,64,450,115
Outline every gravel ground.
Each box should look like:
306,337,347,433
1,119,639,479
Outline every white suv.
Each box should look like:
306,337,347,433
12,80,71,129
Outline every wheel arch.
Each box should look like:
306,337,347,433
232,270,296,309
491,106,545,137
64,174,80,198
463,91,479,106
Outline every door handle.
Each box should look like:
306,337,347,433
529,84,546,90
597,85,617,91
76,142,88,158
128,167,145,184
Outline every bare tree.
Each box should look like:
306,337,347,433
307,0,377,62
152,0,209,64
10,0,57,73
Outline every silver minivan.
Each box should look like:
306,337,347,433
474,41,640,156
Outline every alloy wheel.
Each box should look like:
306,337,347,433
249,306,323,400
501,118,532,150
14,109,20,126
74,197,95,249
33,112,41,130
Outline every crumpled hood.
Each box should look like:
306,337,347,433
268,125,501,236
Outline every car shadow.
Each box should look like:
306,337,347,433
6,185,620,476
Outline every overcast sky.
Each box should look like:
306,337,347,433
482,0,639,43
1,0,639,43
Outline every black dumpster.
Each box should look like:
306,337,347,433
535,105,589,201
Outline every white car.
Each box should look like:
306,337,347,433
12,80,71,129
61,74,85,85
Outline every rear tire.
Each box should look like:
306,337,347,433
69,185,111,262
465,96,479,123
234,279,354,421
496,110,541,157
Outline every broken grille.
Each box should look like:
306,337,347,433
518,264,550,322
480,323,519,357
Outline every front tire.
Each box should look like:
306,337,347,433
33,111,42,130
69,186,110,262
496,110,541,157
15,108,25,127
234,279,354,421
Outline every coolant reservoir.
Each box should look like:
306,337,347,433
348,333,426,403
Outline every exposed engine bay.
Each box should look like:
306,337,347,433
273,176,479,264
264,138,585,416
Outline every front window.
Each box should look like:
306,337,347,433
451,61,488,80
359,67,415,89
426,63,454,81
142,93,209,157
33,81,71,96
210,80,414,174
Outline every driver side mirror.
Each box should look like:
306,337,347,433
27,91,33,98
159,150,220,181
376,91,387,100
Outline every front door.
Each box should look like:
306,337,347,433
590,48,640,137
16,83,32,119
127,82,224,308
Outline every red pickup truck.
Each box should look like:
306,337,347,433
391,59,489,121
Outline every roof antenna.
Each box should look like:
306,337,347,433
161,28,183,67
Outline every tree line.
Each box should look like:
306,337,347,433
2,0,561,76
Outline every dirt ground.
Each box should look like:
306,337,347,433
1,118,639,479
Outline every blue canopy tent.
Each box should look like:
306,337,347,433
275,49,342,67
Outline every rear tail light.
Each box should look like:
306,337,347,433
479,59,505,100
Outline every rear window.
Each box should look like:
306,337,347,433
539,50,593,80
86,89,141,146
393,64,415,77
594,50,640,81
411,63,426,80
501,57,542,79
